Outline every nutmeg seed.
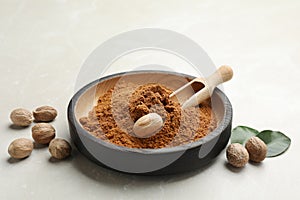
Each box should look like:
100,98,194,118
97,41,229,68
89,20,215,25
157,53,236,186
33,106,57,122
245,136,267,162
32,123,56,145
49,138,72,159
8,138,34,159
133,113,163,138
226,143,249,168
10,108,33,127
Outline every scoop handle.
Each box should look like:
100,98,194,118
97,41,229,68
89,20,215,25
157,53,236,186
207,65,233,87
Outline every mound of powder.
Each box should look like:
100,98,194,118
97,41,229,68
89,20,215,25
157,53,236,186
80,81,217,149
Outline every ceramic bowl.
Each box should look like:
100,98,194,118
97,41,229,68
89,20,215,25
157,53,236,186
68,71,232,175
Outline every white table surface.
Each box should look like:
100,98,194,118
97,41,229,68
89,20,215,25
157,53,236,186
1,0,299,199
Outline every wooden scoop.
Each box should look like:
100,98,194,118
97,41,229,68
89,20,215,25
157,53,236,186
170,65,233,109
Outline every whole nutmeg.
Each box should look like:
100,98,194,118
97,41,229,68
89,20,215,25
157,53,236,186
245,136,267,162
10,108,33,127
133,113,163,138
32,123,56,144
8,138,34,159
33,106,58,122
49,138,72,160
226,143,249,168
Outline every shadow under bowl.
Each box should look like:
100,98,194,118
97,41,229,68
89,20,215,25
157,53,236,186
68,71,232,175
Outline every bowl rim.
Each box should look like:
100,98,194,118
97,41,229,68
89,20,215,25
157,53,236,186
68,70,232,154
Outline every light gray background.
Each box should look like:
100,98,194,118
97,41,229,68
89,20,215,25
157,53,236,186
0,0,299,199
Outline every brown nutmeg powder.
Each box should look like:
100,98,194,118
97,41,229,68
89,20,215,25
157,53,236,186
80,81,217,149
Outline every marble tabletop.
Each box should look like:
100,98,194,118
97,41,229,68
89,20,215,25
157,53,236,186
0,0,299,199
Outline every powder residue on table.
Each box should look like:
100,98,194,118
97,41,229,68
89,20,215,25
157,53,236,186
79,81,217,149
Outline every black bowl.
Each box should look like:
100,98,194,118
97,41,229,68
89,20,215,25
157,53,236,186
68,71,232,175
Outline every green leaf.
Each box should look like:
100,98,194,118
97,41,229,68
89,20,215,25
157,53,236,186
257,130,291,157
231,126,259,145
